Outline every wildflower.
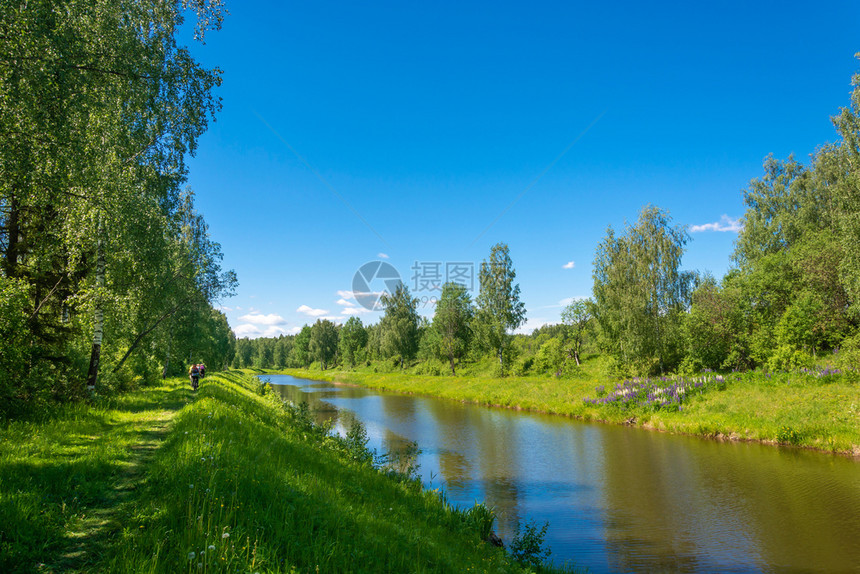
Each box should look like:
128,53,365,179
189,484,194,489
208,545,216,551
188,552,196,560
222,532,230,539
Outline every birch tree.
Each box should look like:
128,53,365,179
475,243,526,370
592,206,694,374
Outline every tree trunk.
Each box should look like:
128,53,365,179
86,217,105,391
449,353,456,375
162,329,171,378
3,194,20,278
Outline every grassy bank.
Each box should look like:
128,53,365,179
1,372,581,573
278,365,860,456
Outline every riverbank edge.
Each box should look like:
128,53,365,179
273,368,860,459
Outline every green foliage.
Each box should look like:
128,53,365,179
0,0,235,405
309,319,339,369
0,277,34,415
534,337,566,376
343,416,375,465
777,425,802,445
463,502,497,542
432,282,475,374
380,283,420,368
290,325,312,368
338,316,367,368
560,298,592,366
684,275,751,371
592,205,694,375
509,520,551,569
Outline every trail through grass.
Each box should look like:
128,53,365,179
0,379,192,572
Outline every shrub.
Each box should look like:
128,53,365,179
509,519,551,569
777,425,802,445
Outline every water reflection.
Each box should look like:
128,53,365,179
268,375,860,573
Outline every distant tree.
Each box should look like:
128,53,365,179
236,338,253,368
339,317,368,368
309,319,338,369
560,298,591,366
592,206,694,374
275,336,294,369
475,243,526,370
254,337,275,369
365,323,384,361
432,282,474,374
291,325,312,368
380,283,420,369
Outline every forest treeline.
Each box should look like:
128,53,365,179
241,60,860,378
0,1,237,417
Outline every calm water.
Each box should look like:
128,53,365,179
266,374,860,573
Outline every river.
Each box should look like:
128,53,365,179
266,374,860,573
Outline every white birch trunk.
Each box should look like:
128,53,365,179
86,217,105,391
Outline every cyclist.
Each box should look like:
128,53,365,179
189,363,200,391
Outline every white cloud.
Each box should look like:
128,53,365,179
238,312,287,325
559,296,587,306
562,261,575,269
337,290,354,298
234,324,260,337
341,306,372,316
233,324,287,339
514,318,549,335
217,305,233,312
286,326,302,335
336,298,356,307
297,304,329,317
535,296,588,311
690,215,743,233
377,252,390,259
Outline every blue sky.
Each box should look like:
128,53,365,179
184,1,860,338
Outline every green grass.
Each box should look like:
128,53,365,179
0,379,189,572
1,372,583,573
279,362,860,456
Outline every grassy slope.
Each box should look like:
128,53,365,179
1,372,575,573
279,363,860,455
